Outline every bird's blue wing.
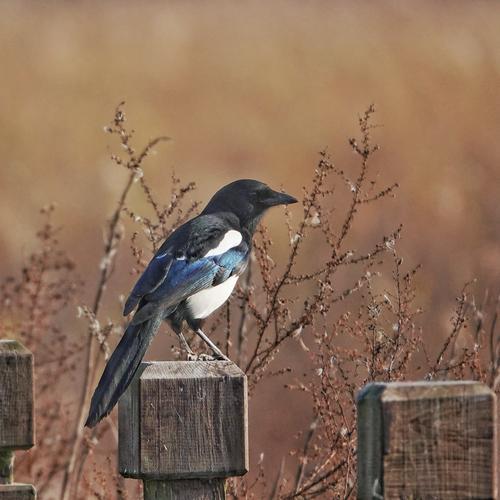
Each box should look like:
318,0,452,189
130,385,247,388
213,247,249,282
123,213,247,318
123,247,175,316
131,244,249,325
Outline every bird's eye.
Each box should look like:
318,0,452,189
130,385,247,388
255,187,267,199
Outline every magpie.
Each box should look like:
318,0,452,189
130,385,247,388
85,179,297,427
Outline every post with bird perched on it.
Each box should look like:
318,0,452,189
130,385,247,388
118,361,248,499
0,340,36,500
357,381,497,499
85,180,296,429
84,180,294,496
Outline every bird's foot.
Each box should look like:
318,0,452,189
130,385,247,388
186,352,228,362
187,352,213,361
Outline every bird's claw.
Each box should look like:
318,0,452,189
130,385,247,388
187,352,214,361
186,352,227,362
198,353,219,361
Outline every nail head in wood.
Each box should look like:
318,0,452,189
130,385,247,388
356,381,497,499
119,361,248,481
0,341,34,450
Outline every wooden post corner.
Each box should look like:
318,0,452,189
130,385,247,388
0,340,36,499
356,381,497,499
118,361,248,499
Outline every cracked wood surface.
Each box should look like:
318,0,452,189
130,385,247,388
357,381,497,499
119,361,248,499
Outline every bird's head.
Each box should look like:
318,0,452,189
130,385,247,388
202,179,298,231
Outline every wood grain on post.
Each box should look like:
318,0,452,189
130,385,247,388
0,340,36,500
119,361,248,499
356,381,497,500
0,485,36,500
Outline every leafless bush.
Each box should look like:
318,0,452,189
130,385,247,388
0,104,497,499
0,204,82,496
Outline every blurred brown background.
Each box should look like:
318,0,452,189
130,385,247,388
1,0,499,490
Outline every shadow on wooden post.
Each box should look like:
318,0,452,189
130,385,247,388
0,340,36,500
119,361,248,499
356,381,497,500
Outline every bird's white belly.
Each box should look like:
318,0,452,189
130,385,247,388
186,275,239,319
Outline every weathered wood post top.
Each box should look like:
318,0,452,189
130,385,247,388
0,340,36,500
357,381,497,500
119,360,248,499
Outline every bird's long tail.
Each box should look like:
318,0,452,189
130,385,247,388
85,310,164,428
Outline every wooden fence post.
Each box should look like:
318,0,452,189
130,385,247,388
0,340,36,500
118,361,248,499
356,381,497,499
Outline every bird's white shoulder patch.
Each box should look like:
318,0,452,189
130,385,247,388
204,230,242,258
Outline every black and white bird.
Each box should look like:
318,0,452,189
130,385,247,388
85,179,297,427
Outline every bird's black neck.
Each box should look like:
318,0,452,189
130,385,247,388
208,210,264,241
242,213,264,238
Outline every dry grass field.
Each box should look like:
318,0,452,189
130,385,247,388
0,1,499,497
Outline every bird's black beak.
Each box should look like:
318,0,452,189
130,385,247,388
264,189,298,207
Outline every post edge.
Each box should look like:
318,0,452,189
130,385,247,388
356,383,386,499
